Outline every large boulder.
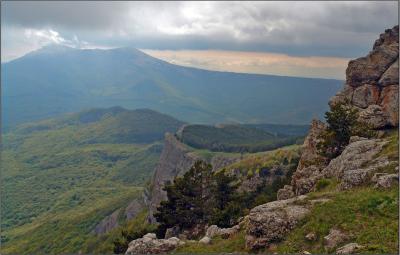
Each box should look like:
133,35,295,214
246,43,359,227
245,195,310,250
125,233,185,254
329,25,399,129
322,138,387,179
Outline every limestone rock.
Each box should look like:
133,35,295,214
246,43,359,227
291,120,328,195
245,195,309,250
351,84,380,108
199,236,211,245
346,26,399,87
358,105,390,128
205,224,240,239
323,229,347,250
374,173,399,188
380,85,399,126
336,243,364,254
379,58,399,86
125,233,185,254
329,25,399,129
322,138,387,179
277,185,295,200
305,232,317,241
93,209,120,235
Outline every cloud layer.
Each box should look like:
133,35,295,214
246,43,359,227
2,1,398,76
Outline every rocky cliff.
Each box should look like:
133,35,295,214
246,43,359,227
147,133,240,223
330,25,399,128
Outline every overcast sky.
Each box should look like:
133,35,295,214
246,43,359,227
1,1,398,79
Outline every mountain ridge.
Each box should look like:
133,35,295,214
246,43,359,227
2,44,342,129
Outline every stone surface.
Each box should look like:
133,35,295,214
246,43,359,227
330,25,399,129
322,138,387,179
351,84,380,108
198,236,211,245
205,224,240,239
336,243,364,254
125,233,185,254
93,209,120,235
277,185,295,200
291,120,328,195
305,232,317,241
323,229,347,250
125,198,145,220
379,58,399,86
374,173,399,189
358,105,390,128
245,195,309,250
380,85,399,126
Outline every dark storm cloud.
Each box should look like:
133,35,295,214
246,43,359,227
2,1,398,60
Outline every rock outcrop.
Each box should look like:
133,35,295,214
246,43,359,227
147,133,200,223
125,233,185,254
277,120,327,198
93,209,120,235
336,243,364,254
245,195,310,250
330,25,399,128
148,133,240,223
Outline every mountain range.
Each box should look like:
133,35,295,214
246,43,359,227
2,45,342,130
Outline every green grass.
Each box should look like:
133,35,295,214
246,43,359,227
274,185,398,254
173,231,247,254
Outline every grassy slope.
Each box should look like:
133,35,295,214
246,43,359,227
1,107,183,254
175,131,399,254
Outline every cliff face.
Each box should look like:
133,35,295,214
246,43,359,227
148,133,200,223
147,133,241,223
330,25,399,128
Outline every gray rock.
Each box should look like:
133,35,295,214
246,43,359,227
205,224,240,239
351,84,380,108
323,138,387,179
323,229,347,250
290,120,328,196
305,232,317,241
379,58,399,86
380,85,399,127
336,243,364,254
358,105,390,129
277,185,295,200
374,173,399,188
245,195,309,250
125,233,185,254
93,209,120,235
348,136,368,143
199,236,211,245
165,226,180,239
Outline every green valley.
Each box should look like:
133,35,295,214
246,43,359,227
1,107,183,253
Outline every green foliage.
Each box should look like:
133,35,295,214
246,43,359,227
318,102,375,159
315,178,332,191
155,161,214,234
1,107,182,254
178,124,303,153
275,185,398,254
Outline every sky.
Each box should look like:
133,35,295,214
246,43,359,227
1,1,398,79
